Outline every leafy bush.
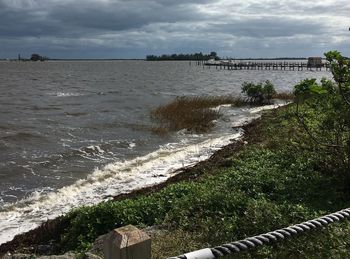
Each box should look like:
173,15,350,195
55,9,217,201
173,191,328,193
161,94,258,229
241,80,276,104
293,51,350,175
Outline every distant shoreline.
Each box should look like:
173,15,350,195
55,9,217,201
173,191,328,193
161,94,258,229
0,58,146,61
0,57,311,61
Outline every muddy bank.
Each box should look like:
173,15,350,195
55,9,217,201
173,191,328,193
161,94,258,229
0,116,264,256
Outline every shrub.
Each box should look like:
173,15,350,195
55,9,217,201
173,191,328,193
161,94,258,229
241,80,276,104
293,51,350,175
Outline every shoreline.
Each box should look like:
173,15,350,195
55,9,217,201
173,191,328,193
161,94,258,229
0,101,291,256
0,110,265,255
0,131,243,246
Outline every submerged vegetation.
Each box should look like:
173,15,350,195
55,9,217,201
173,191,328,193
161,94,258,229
150,95,246,133
150,82,291,134
271,91,295,101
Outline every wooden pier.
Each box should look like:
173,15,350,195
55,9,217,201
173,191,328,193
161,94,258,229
201,61,330,71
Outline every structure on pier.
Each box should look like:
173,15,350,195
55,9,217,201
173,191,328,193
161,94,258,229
307,57,322,68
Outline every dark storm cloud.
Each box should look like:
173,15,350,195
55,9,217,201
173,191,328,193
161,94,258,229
0,0,212,37
0,0,349,58
0,8,61,37
48,1,205,33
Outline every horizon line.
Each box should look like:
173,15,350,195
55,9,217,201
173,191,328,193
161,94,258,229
1,57,315,61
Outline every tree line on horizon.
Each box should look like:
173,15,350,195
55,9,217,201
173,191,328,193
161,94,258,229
30,53,49,61
146,51,219,61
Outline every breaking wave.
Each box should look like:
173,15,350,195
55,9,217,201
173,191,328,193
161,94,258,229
0,131,243,245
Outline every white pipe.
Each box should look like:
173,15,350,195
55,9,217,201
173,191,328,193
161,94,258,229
184,248,215,259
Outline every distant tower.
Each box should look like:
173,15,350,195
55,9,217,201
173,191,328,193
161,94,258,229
18,54,21,61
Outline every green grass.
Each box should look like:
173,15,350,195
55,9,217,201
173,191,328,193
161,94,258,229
54,103,350,258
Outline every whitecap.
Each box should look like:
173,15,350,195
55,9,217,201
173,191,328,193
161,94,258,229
48,92,83,97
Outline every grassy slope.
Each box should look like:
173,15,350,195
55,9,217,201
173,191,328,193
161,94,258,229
152,106,350,258
56,104,350,258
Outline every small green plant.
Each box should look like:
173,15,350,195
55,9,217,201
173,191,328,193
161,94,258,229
241,80,276,104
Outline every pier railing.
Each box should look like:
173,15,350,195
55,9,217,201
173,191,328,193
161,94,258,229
202,61,330,71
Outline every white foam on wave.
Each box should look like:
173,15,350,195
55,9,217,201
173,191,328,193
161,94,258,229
0,131,243,245
128,142,136,149
249,101,290,114
228,101,290,128
84,145,105,155
49,92,83,97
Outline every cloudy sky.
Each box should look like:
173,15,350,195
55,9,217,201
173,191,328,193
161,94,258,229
0,0,349,59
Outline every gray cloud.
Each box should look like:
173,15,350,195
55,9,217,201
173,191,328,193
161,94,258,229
0,0,210,37
0,0,349,58
204,18,328,38
48,1,205,32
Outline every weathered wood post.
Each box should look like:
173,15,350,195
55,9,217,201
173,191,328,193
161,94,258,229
104,225,151,259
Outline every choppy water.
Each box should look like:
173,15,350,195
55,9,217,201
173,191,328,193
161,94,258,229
0,60,330,244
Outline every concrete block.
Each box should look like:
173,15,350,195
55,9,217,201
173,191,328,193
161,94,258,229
104,225,151,259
